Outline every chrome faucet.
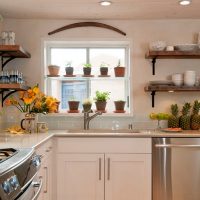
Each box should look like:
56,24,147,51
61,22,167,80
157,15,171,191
84,110,102,130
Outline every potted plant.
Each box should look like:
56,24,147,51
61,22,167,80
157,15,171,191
48,65,60,76
114,100,126,113
82,98,92,112
94,91,110,113
99,62,109,76
83,63,92,76
68,97,80,113
114,60,125,77
65,61,74,76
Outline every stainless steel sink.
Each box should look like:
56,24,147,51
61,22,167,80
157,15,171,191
66,129,144,134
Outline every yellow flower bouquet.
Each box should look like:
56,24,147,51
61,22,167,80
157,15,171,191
5,85,59,114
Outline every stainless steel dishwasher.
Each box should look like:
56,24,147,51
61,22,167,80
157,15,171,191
153,137,200,200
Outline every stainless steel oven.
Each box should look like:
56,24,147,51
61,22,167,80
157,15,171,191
0,148,42,200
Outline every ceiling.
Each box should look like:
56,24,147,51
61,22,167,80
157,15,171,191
0,0,200,20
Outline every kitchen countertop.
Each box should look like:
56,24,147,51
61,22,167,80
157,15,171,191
1,129,200,149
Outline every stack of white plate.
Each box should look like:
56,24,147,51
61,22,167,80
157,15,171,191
184,71,196,86
172,73,183,86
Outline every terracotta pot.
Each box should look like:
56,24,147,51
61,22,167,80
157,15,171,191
114,101,126,111
83,67,91,75
95,101,107,112
68,101,80,111
100,67,108,76
114,66,125,77
48,65,60,76
65,67,74,75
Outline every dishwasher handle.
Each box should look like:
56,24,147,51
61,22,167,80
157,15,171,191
155,144,200,148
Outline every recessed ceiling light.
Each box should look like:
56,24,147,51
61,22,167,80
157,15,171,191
99,1,112,6
179,0,191,6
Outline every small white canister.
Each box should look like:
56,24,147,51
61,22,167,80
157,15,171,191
1,31,8,45
7,31,15,45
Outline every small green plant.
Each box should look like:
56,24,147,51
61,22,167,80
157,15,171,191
94,91,110,102
117,59,121,67
115,99,125,102
69,96,77,101
82,98,92,105
100,62,109,68
83,63,92,68
65,61,72,67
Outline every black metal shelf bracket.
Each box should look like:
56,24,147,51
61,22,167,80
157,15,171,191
1,56,15,70
152,58,156,75
1,90,17,107
151,91,156,107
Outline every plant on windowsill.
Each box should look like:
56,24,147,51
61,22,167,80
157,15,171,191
65,61,74,76
114,60,125,77
99,62,109,77
94,91,110,113
48,65,60,76
68,97,80,113
82,98,93,112
83,63,92,76
114,100,126,113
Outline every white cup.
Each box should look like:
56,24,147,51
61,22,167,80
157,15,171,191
172,73,183,80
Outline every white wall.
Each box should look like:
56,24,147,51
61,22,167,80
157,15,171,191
2,19,200,129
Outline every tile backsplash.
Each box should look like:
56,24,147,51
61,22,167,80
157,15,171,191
1,107,166,131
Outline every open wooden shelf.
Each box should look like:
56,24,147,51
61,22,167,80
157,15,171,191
145,50,200,75
0,45,31,106
0,84,30,106
145,85,200,92
0,83,30,91
145,50,200,59
145,84,200,107
0,45,31,58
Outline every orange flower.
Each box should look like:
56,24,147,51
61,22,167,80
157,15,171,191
6,84,59,113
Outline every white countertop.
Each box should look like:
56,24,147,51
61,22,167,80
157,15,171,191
1,129,200,149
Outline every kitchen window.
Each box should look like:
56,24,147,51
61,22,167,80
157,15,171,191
44,41,131,114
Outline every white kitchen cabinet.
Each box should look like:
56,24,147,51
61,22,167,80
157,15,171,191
105,154,151,200
57,154,104,200
56,137,152,200
36,139,53,200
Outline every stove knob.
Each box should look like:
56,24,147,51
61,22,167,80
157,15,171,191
32,155,41,167
9,176,19,190
2,181,11,194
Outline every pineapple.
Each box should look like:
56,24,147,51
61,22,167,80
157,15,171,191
191,100,200,130
179,103,191,130
168,104,179,128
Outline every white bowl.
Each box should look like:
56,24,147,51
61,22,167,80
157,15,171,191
173,79,183,86
174,44,199,51
149,41,167,51
172,73,183,81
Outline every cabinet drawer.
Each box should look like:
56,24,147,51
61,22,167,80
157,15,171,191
36,139,53,157
56,138,151,153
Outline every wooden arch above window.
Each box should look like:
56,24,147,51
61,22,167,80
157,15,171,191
48,22,126,36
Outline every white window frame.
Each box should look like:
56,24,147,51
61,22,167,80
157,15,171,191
43,40,133,116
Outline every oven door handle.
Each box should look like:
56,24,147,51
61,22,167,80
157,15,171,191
155,144,200,148
31,179,43,200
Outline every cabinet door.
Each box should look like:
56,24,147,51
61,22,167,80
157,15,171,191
105,154,151,200
57,154,104,200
